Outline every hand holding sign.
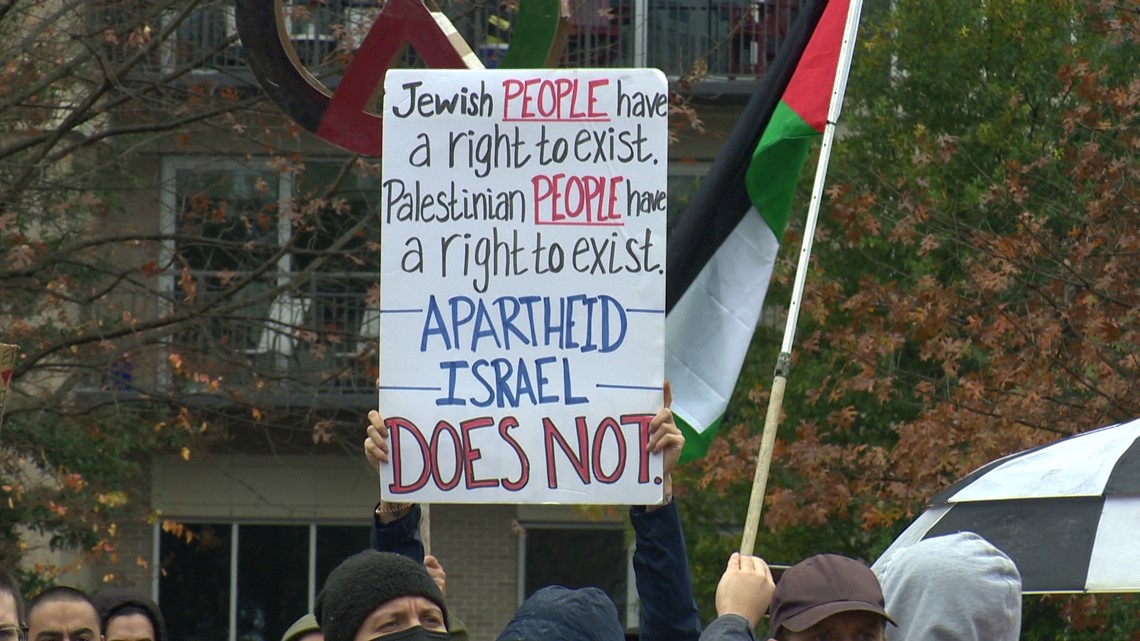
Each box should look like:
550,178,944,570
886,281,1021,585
379,68,669,505
368,387,679,509
646,380,682,509
366,409,416,524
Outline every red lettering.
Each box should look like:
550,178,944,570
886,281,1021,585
501,77,610,120
499,416,530,492
523,78,540,117
601,176,623,222
538,78,558,117
621,413,656,484
386,417,432,494
533,173,625,224
502,79,524,119
532,173,562,221
543,416,591,489
429,420,463,491
591,417,626,484
587,78,609,118
460,416,499,490
564,175,585,220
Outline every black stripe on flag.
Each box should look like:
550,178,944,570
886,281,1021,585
664,0,830,313
923,496,1104,593
1105,431,1140,495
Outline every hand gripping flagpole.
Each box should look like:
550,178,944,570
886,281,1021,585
740,0,864,557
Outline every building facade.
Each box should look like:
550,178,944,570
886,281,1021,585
26,2,806,640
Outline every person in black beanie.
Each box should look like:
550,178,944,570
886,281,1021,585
315,550,448,641
92,588,167,641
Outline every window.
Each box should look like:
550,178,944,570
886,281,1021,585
173,1,243,71
160,157,380,390
521,523,633,628
157,523,372,641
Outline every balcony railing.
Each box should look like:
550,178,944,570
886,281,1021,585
149,0,806,86
81,271,382,407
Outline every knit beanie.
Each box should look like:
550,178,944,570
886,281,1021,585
315,551,448,641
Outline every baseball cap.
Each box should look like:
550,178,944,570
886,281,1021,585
769,554,896,637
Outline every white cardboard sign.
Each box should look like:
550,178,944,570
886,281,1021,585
379,68,669,504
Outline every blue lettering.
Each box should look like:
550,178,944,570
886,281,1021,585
564,294,586,350
471,301,502,350
450,295,476,350
580,295,598,352
543,296,565,348
491,358,517,408
420,295,451,351
534,356,558,404
494,296,531,349
599,295,627,352
514,358,537,406
562,357,587,404
470,359,495,408
436,360,468,406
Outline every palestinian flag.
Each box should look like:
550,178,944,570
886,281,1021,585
665,0,858,461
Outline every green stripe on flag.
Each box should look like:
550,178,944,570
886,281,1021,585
745,100,822,240
678,414,722,464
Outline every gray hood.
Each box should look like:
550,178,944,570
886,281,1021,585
873,532,1021,641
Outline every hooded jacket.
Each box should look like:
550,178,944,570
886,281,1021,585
495,586,625,641
872,532,1022,641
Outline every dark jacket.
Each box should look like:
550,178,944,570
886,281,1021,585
630,501,701,641
371,501,701,641
698,615,755,641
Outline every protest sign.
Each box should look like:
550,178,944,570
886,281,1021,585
0,343,16,431
379,68,669,504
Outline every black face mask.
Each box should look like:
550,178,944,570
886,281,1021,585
367,626,449,641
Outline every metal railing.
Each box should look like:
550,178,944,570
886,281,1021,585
151,0,806,83
82,271,382,401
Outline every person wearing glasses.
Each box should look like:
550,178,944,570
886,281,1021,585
0,568,25,641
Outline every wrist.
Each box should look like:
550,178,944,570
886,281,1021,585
644,481,674,512
375,501,413,524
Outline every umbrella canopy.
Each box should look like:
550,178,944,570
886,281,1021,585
875,417,1140,594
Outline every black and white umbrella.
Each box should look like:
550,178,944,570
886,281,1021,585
876,417,1140,593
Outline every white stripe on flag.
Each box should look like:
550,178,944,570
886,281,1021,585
951,419,1140,502
1086,495,1140,592
665,208,778,435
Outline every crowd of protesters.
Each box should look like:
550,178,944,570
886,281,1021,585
2,387,1022,641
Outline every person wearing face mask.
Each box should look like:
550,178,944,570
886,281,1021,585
364,381,701,641
314,550,449,641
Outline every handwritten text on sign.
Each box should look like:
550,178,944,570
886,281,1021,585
379,69,668,504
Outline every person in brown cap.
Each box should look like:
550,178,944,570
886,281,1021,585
700,553,895,641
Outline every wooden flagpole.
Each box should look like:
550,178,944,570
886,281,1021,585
740,0,865,556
